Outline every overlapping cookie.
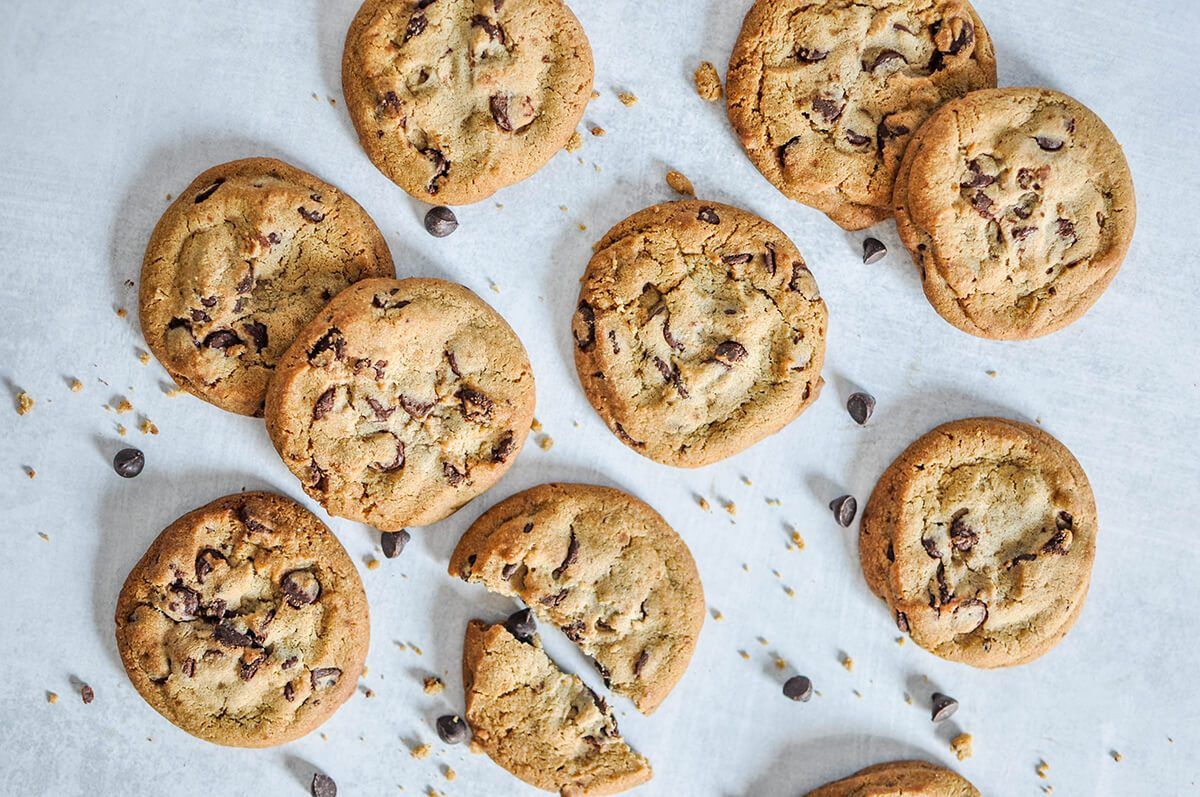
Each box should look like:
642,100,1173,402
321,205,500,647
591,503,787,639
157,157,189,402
805,760,980,797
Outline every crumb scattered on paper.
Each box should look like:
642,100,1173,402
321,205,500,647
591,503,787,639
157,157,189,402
951,733,973,761
666,170,695,197
694,61,722,101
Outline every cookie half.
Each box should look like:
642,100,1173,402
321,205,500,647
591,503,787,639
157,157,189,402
463,619,653,796
139,158,394,416
805,760,980,797
894,87,1136,339
573,200,827,467
265,278,535,530
860,418,1097,667
114,492,369,747
451,483,704,714
342,0,594,204
726,0,996,230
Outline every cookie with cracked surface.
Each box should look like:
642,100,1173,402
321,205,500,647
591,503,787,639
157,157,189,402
573,200,826,468
451,483,704,714
139,158,395,416
463,619,653,796
264,277,535,530
805,760,980,797
342,0,594,205
114,492,369,747
893,87,1136,339
859,417,1097,667
726,0,996,230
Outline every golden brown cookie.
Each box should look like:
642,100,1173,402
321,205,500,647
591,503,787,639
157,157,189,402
893,87,1136,339
264,278,535,530
450,483,705,714
114,492,369,746
342,0,594,204
860,418,1097,667
805,760,980,796
463,618,653,796
573,200,827,467
139,158,394,416
726,0,996,230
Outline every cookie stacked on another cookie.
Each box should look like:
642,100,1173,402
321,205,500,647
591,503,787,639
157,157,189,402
342,0,594,204
265,277,535,530
140,158,394,416
574,200,827,467
860,417,1097,667
451,483,705,714
726,0,997,229
894,87,1136,338
114,492,369,746
805,760,980,797
463,618,653,796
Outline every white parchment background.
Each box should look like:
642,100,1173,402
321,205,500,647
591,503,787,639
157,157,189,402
1,1,1197,794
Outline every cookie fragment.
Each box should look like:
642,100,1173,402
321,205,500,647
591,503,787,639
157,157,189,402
805,760,980,796
694,61,722,101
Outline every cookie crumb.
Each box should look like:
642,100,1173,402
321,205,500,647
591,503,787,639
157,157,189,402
709,608,723,621
590,90,600,100
738,649,750,660
589,126,606,137
740,475,753,486
1036,760,1050,778
723,501,737,516
766,497,781,507
666,170,695,197
116,307,127,318
538,435,554,451
617,91,638,107
137,350,151,365
757,636,769,646
697,496,710,511
411,644,424,656
116,424,127,436
70,379,84,393
411,743,432,759
16,392,34,416
46,691,58,704
577,223,587,232
1110,750,1122,762
444,766,457,781
1042,787,1053,795
985,369,998,378
362,686,375,698
782,585,795,597
531,417,543,432
423,676,444,695
896,636,906,646
328,96,337,106
488,280,500,294
164,387,183,398
366,558,380,571
903,692,913,705
565,131,583,153
694,61,723,101
790,530,805,550
116,399,133,414
138,418,159,435
38,532,49,541
950,733,973,761
773,656,787,670
841,655,854,672
25,467,36,479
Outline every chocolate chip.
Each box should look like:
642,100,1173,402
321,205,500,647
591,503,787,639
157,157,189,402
424,206,458,237
312,387,336,420
436,714,469,745
844,128,871,148
796,47,827,63
381,530,410,559
194,179,225,203
788,261,809,291
403,13,427,42
372,291,411,312
782,675,813,702
1056,511,1074,530
308,328,345,364
950,511,979,551
113,447,144,478
189,308,210,323
931,692,959,722
942,18,974,55
552,532,578,580
540,590,568,608
212,620,255,648
633,649,649,676
203,329,241,350
457,387,494,421
195,548,226,583
378,90,402,117
365,397,394,421
722,253,753,265
470,14,506,44
239,654,266,681
298,207,325,223
489,94,513,131
491,430,516,463
713,340,748,367
561,620,586,642
421,147,451,194
242,320,267,352
594,658,612,686
970,191,994,218
829,495,857,527
505,608,536,643
80,683,95,704
182,657,197,677
1042,530,1070,555
310,667,341,690
865,49,906,72
284,681,295,701
1056,218,1077,240
862,237,887,264
895,611,909,633
763,242,777,275
281,570,321,608
1012,225,1037,241
311,772,337,797
443,461,465,485
922,538,941,559
1036,136,1064,152
1009,552,1038,568
662,320,684,353
573,301,596,351
697,206,720,224
374,435,405,473
812,96,843,122
501,563,519,579
398,394,434,419
846,391,875,425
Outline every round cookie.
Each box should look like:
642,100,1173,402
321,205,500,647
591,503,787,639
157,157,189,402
726,0,996,230
139,158,394,416
341,0,593,204
805,760,980,797
893,87,1136,339
450,483,705,715
265,278,535,530
463,618,653,796
573,200,827,468
859,418,1097,668
114,492,369,747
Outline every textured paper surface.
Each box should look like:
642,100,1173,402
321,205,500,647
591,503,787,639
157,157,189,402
1,1,1197,794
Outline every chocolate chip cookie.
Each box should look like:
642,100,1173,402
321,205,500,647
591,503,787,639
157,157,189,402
463,618,653,795
859,418,1097,667
573,200,827,468
139,158,394,416
450,483,704,714
805,760,981,797
114,492,369,746
342,0,594,204
264,278,535,530
894,87,1136,339
726,0,996,230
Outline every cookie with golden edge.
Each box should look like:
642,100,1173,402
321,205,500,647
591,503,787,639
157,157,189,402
805,760,980,797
